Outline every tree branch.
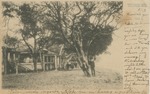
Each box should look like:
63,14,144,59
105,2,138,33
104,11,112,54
21,33,33,54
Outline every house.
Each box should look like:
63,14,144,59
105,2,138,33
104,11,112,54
2,44,79,74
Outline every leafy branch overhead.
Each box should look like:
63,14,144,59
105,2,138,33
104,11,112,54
42,1,122,56
2,1,123,75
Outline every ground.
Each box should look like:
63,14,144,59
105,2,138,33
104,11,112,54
2,68,123,90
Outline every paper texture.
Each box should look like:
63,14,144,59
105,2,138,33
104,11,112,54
0,0,149,94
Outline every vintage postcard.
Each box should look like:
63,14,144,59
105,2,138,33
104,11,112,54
0,0,149,94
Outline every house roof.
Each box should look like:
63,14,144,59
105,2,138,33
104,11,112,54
4,43,64,56
47,44,63,55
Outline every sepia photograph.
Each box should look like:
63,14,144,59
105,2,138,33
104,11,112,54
1,1,124,90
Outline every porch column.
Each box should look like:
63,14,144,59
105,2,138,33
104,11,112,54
7,52,11,74
8,52,10,61
55,55,57,71
2,47,7,74
43,55,45,71
13,53,18,74
57,56,59,68
46,56,49,70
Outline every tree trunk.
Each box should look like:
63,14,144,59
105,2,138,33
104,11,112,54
89,62,96,77
39,50,43,71
79,53,96,77
77,53,91,77
81,61,95,77
33,53,37,72
81,50,91,76
82,68,91,77
33,36,37,72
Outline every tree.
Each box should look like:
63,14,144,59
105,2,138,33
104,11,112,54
2,1,123,76
42,1,123,76
3,35,20,48
2,2,48,71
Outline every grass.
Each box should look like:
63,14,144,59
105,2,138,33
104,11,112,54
2,69,123,90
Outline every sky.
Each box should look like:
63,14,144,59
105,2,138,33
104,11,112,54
95,27,124,73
